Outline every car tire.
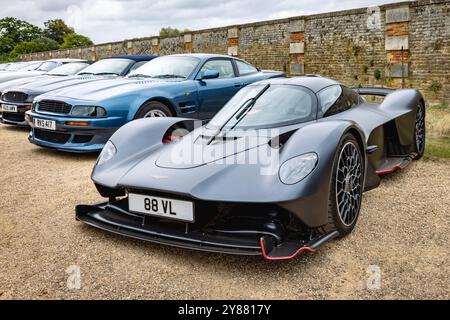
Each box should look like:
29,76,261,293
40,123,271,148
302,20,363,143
413,102,426,160
135,101,173,119
325,133,364,237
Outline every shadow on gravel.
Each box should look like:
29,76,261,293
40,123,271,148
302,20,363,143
77,223,327,274
1,125,29,132
30,147,99,161
2,124,99,160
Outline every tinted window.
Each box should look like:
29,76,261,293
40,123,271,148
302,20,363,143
208,84,316,129
236,60,258,75
200,59,234,78
320,85,360,117
77,58,133,76
36,61,58,71
345,86,360,106
128,61,148,73
318,85,342,115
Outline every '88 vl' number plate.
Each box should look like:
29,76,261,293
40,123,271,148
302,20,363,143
128,193,194,222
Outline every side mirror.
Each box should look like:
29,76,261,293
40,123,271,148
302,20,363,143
201,70,220,80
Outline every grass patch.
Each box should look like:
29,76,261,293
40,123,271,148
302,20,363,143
425,104,450,159
427,104,450,137
425,137,450,160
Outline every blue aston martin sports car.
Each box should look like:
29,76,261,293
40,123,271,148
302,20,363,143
1,55,156,127
26,54,285,153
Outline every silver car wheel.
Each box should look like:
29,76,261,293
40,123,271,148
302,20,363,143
144,109,168,118
335,141,363,227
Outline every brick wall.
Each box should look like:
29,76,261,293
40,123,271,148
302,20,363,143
21,0,449,105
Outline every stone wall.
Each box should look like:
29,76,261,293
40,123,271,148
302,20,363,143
21,0,449,105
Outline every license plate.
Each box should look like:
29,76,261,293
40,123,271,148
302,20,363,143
34,118,56,130
1,104,17,113
128,193,194,222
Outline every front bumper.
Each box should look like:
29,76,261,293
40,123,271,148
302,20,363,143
27,111,122,153
76,197,338,260
0,101,32,127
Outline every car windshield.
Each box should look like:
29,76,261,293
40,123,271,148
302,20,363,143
19,62,44,71
127,56,199,79
77,58,133,76
4,62,30,71
46,62,90,76
36,61,58,71
208,84,317,129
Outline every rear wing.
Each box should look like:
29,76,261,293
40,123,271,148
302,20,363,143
354,87,394,97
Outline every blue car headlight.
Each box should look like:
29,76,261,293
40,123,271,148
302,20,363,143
71,106,107,117
279,153,318,185
97,141,116,166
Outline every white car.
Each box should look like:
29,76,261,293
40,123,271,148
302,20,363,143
0,59,87,83
0,62,36,72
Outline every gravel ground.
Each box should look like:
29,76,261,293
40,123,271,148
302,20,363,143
0,125,449,300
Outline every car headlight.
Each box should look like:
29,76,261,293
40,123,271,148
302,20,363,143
97,141,116,166
71,106,107,117
279,153,318,185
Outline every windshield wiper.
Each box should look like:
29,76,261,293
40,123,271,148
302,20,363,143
77,72,94,75
151,74,185,79
94,72,119,76
128,74,153,78
230,84,271,130
206,84,271,145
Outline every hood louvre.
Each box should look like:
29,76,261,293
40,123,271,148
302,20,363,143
195,135,241,146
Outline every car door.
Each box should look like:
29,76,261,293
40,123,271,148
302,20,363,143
195,58,240,119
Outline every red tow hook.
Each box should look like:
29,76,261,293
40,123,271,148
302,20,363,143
259,230,339,261
259,237,316,261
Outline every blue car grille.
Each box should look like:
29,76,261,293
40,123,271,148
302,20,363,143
38,100,72,114
3,91,28,103
34,129,71,144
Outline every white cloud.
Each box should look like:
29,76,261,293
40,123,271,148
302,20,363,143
0,0,405,43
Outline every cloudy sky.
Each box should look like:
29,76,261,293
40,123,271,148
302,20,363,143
1,0,404,43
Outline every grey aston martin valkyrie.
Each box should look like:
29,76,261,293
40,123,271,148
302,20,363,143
76,76,425,260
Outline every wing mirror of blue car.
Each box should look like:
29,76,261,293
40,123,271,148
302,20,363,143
201,70,220,80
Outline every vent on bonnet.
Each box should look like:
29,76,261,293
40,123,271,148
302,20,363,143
195,135,242,146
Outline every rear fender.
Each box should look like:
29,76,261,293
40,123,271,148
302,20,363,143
378,89,424,146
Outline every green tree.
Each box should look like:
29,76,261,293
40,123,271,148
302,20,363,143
60,33,93,49
0,17,42,54
9,36,59,59
43,19,74,44
159,27,180,39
